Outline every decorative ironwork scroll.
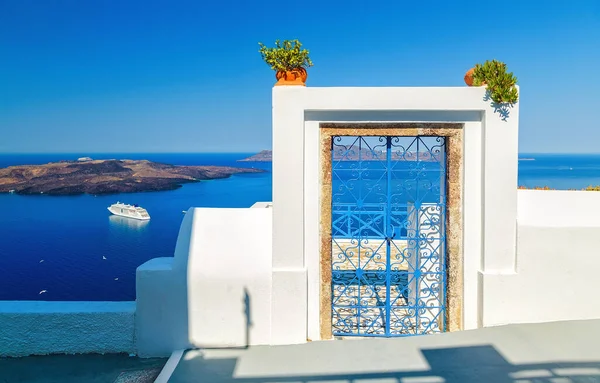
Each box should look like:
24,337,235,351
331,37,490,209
331,136,447,337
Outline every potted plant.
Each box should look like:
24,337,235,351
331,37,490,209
258,39,313,86
464,60,519,104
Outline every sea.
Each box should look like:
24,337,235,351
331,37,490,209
0,153,271,301
1,152,600,301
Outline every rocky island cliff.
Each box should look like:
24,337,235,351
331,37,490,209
0,159,264,196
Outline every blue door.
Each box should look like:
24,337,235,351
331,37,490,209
331,135,447,337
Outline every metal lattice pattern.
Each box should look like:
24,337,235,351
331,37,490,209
331,135,447,337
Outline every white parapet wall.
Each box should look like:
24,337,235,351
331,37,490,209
135,257,190,357
0,301,135,357
136,205,273,357
134,86,600,357
482,190,600,326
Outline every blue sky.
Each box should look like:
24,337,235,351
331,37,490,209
0,0,598,153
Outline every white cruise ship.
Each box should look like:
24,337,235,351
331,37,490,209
107,202,151,220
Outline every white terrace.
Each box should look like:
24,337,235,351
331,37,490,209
2,85,600,381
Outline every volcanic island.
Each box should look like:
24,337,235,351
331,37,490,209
0,159,265,196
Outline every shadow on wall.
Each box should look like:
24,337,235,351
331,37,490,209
243,287,252,349
171,345,600,383
483,91,513,121
185,287,253,350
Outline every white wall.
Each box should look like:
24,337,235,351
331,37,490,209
135,206,273,357
274,86,520,340
136,257,190,357
0,301,135,357
517,189,600,227
481,190,600,326
136,208,196,357
133,86,600,358
137,85,525,356
186,208,272,348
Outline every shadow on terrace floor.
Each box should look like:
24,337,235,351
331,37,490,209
0,353,167,383
170,344,600,383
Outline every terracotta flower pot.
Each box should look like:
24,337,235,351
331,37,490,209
464,67,486,87
275,67,307,86
464,67,476,86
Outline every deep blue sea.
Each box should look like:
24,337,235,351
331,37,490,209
1,152,600,301
0,153,271,301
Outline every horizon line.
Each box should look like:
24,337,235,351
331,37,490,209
0,151,270,155
2,151,600,156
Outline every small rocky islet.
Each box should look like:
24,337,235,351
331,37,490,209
0,158,265,196
238,150,272,162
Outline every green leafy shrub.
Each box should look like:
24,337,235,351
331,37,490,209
472,60,519,104
258,39,313,72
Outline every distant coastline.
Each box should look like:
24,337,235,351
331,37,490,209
239,149,444,162
0,158,264,196
238,150,272,162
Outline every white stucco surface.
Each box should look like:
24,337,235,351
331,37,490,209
169,319,600,383
517,189,600,227
481,190,600,326
187,208,273,348
15,84,600,360
132,85,600,362
136,257,190,357
136,208,204,357
136,206,273,357
0,301,135,357
274,86,520,340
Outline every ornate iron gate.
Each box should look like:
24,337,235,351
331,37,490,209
331,135,447,337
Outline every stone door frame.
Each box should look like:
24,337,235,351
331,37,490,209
319,123,464,340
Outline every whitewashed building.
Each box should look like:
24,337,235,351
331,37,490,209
2,85,600,362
